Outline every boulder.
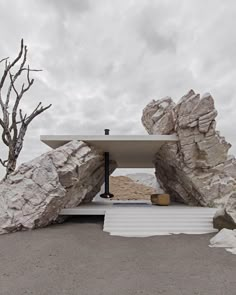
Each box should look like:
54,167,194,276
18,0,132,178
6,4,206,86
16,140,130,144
142,90,236,207
213,192,236,230
0,140,116,234
209,228,236,255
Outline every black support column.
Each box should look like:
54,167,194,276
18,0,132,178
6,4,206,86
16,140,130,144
100,129,114,199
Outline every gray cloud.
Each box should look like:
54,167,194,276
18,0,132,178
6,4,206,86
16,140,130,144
135,3,177,54
0,0,236,178
44,0,90,15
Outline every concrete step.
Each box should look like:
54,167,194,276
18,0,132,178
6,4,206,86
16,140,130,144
103,207,217,237
108,230,217,237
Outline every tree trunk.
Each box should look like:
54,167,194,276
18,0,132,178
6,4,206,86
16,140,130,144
5,149,17,178
0,39,51,178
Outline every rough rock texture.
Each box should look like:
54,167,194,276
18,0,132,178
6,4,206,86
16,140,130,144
213,193,236,230
0,140,116,234
142,89,236,207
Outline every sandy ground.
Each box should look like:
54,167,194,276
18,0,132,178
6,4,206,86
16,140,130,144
110,176,155,200
0,217,235,295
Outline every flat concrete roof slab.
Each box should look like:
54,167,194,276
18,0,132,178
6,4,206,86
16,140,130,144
40,135,178,168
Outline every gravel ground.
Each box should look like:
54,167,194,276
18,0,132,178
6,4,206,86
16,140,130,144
0,216,235,295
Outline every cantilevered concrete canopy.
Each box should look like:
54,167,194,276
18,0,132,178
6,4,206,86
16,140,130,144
40,135,178,168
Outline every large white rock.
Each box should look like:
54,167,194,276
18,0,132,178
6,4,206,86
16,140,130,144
209,228,236,255
142,90,236,208
0,140,116,234
213,192,236,230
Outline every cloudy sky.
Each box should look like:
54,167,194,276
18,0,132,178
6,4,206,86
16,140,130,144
0,0,236,178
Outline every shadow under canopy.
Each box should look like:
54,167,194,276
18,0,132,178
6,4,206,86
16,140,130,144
40,133,178,198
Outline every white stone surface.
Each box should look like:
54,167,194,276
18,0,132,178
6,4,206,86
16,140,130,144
209,228,236,255
59,201,217,237
0,140,116,234
103,204,217,237
142,89,236,208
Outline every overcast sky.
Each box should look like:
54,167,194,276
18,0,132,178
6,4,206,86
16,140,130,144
0,0,236,178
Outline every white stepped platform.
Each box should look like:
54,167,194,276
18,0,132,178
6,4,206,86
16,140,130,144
60,201,218,237
103,204,218,237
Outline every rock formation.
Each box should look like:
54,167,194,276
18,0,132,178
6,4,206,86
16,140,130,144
209,228,236,255
142,90,236,208
213,193,236,230
0,140,116,234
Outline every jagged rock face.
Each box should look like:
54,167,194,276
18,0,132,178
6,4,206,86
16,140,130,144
0,140,116,234
213,193,236,230
142,90,236,207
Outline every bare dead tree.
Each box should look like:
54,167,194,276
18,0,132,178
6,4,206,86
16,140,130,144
0,39,51,178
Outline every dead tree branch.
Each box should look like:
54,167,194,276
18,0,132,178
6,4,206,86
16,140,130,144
0,39,51,178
